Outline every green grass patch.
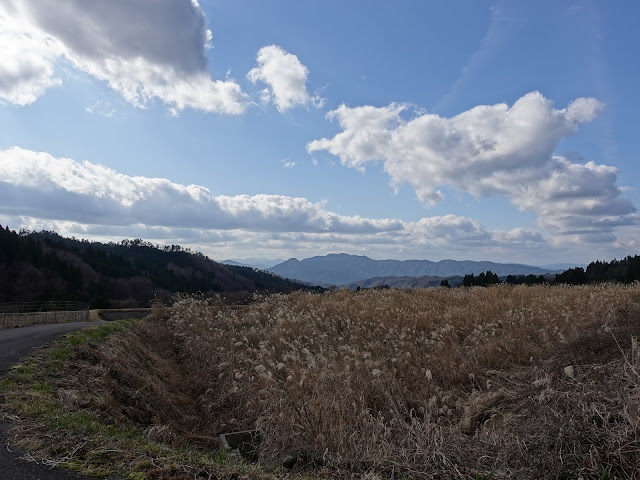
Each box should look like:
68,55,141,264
126,473,147,480
65,318,138,346
0,377,18,391
48,345,75,361
8,361,37,375
13,398,56,420
53,410,102,433
31,382,54,394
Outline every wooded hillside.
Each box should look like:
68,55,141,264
0,226,315,307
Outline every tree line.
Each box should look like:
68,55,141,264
443,255,640,287
554,256,640,285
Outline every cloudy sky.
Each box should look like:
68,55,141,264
1,0,638,265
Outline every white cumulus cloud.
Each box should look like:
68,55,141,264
0,146,555,262
308,91,638,241
0,4,63,105
0,146,402,234
248,45,322,112
0,0,248,113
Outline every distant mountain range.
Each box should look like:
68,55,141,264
537,262,587,271
268,253,560,286
221,258,284,270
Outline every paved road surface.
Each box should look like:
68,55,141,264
0,322,123,479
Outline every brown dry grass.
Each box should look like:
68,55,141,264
4,284,640,479
160,284,640,478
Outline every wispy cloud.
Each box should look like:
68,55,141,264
433,3,524,113
85,100,116,118
282,159,296,168
567,1,616,165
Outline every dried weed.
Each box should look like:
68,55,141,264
4,284,640,479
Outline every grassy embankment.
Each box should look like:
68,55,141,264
0,318,265,479
1,284,640,479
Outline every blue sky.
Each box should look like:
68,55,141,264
1,0,638,265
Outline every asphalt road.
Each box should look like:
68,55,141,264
0,322,123,479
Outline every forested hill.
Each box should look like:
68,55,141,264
0,226,316,308
553,256,640,285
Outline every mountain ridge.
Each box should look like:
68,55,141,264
220,258,284,270
268,253,560,286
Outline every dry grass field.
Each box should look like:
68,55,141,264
2,284,640,479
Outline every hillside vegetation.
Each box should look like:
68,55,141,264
0,226,315,307
3,284,639,479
